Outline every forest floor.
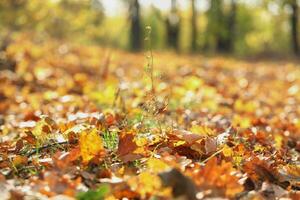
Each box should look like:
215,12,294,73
0,36,300,200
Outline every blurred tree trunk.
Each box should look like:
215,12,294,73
209,0,236,53
166,0,180,51
226,0,237,52
0,33,16,72
210,0,227,52
191,0,198,52
129,0,141,51
290,0,299,55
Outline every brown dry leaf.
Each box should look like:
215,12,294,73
14,139,23,153
159,168,197,200
34,170,80,197
204,137,217,154
117,131,146,162
243,157,278,183
278,165,300,187
23,130,37,145
169,129,204,144
168,129,218,157
53,148,81,169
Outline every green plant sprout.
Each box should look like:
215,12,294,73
145,25,154,94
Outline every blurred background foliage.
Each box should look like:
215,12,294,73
0,0,300,57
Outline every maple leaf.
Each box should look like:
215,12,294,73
117,131,147,162
79,128,105,164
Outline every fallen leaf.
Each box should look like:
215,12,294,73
79,128,105,164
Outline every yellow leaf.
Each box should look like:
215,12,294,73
274,134,283,149
294,118,300,129
147,158,169,173
87,80,118,105
232,115,251,129
223,145,233,157
190,125,216,136
285,164,300,177
128,172,163,199
201,86,217,98
183,76,203,91
234,99,257,114
174,140,186,147
135,137,148,147
134,147,146,154
233,156,243,167
254,144,265,153
32,117,55,143
79,128,104,164
105,195,118,200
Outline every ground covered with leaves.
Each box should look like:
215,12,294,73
0,36,300,200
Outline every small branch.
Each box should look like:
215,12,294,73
26,141,70,157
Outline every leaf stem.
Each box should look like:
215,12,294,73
200,148,223,165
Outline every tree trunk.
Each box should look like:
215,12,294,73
129,0,141,51
191,0,198,52
166,0,180,51
214,0,227,52
291,0,299,55
227,0,237,52
0,34,16,72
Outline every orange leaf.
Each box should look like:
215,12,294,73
117,131,145,162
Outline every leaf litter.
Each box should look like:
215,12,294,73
0,36,300,199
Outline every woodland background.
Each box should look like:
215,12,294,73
1,0,300,57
